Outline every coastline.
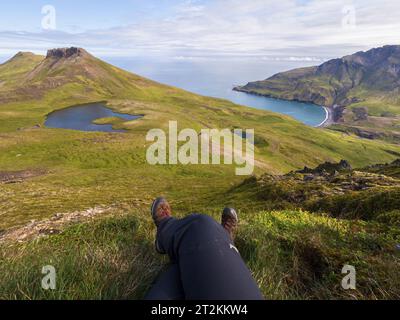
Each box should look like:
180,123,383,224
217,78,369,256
234,86,334,128
316,106,332,128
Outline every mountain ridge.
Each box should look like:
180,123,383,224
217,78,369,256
236,45,400,107
234,45,400,142
0,47,164,104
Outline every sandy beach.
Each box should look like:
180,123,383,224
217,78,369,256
316,106,334,127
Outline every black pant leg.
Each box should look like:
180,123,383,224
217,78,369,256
144,264,184,300
157,214,263,300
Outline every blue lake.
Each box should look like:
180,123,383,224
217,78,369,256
104,57,327,127
45,103,141,132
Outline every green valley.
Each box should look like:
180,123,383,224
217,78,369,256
0,48,399,300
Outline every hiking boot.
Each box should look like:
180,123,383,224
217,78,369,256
151,197,172,227
221,208,238,240
151,197,172,254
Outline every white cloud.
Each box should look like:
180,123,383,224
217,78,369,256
268,56,326,62
0,0,399,59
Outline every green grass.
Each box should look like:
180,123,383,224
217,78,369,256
0,51,397,229
1,208,399,300
1,50,400,300
0,209,162,300
223,166,400,225
1,123,399,230
0,52,44,86
309,188,400,221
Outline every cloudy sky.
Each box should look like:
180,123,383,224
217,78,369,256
0,0,399,59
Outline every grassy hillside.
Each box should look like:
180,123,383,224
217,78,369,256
0,48,398,229
1,161,399,299
224,160,400,222
0,52,45,85
1,206,399,299
1,48,400,300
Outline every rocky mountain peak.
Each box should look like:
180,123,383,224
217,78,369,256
46,47,89,59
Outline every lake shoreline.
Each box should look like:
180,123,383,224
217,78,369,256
44,102,142,133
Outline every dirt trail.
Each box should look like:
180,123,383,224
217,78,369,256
0,206,113,243
0,169,47,184
209,139,276,173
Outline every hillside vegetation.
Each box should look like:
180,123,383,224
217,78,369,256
1,194,399,299
226,159,400,224
0,48,398,229
0,48,399,299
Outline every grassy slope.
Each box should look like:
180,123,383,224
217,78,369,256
0,51,400,299
1,207,399,300
0,52,45,85
223,162,400,222
0,52,398,230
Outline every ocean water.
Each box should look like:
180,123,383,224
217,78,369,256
103,57,326,127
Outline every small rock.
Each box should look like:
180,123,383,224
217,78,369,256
304,175,314,182
333,170,339,176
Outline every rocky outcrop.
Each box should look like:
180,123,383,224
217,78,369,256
233,160,400,210
0,169,47,184
363,158,400,178
46,47,88,59
297,160,352,175
353,128,383,140
352,107,369,121
332,105,346,122
0,206,112,243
